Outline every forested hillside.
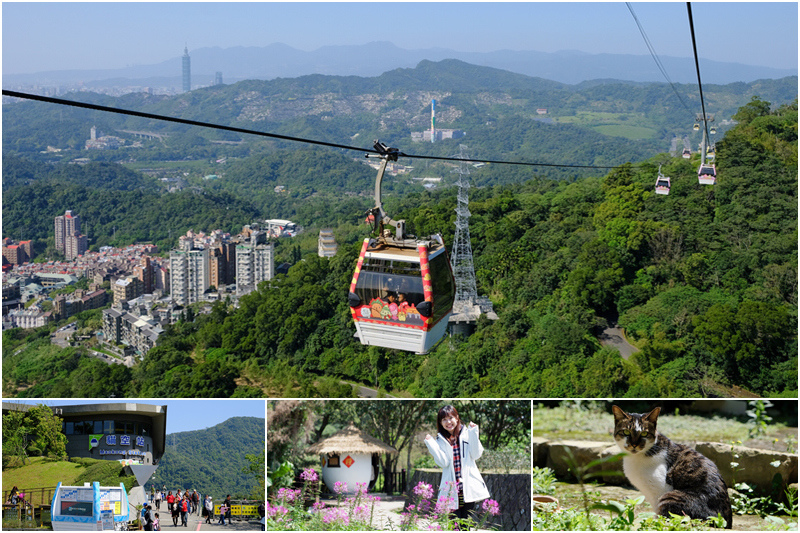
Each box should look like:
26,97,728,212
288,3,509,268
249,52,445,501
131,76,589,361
3,97,795,399
155,416,264,499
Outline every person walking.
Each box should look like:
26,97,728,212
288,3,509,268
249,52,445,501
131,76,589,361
217,502,228,526
425,404,490,529
180,495,189,527
166,491,175,514
154,489,162,511
204,495,214,524
192,490,200,515
143,504,154,531
170,497,180,527
224,495,232,525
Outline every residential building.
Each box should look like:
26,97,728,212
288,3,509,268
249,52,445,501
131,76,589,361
169,247,209,306
235,231,274,296
113,276,144,308
55,210,81,254
102,308,163,357
7,308,52,329
65,233,89,260
133,257,154,294
209,241,236,289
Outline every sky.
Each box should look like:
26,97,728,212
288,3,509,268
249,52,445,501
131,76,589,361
2,2,797,75
6,399,265,434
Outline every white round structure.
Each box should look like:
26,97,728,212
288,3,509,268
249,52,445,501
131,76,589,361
320,452,374,494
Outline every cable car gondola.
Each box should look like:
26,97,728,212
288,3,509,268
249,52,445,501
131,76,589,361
348,141,455,354
682,148,691,159
693,123,700,131
710,126,717,135
655,165,671,196
698,163,716,185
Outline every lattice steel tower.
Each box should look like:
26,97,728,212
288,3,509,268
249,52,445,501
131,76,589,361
450,145,479,314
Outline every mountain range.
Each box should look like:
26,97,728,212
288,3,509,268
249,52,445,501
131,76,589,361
153,416,264,499
4,42,796,89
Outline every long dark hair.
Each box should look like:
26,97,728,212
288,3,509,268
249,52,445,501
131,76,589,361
436,405,463,444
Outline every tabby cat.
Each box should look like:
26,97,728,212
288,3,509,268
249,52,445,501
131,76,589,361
612,405,732,529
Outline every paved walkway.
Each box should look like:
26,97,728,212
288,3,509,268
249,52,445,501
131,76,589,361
158,511,263,531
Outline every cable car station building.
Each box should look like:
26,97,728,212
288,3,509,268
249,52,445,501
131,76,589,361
3,402,167,465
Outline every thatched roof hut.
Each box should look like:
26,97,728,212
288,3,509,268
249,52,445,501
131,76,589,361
307,423,398,456
307,423,398,494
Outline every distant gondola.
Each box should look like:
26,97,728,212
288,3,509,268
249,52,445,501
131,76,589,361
682,148,691,159
348,141,455,354
655,165,671,195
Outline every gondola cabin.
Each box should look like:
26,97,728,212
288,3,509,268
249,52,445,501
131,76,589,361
655,176,671,195
698,163,717,185
682,148,691,159
349,235,454,354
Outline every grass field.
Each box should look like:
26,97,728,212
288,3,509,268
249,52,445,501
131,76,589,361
3,457,136,506
2,457,84,505
556,111,659,140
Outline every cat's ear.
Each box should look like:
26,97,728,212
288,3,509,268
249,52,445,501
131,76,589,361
644,407,661,424
611,405,629,422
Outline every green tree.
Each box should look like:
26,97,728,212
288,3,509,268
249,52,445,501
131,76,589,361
243,449,266,500
2,404,67,464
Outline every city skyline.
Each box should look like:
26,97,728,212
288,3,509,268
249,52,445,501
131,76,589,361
2,2,797,76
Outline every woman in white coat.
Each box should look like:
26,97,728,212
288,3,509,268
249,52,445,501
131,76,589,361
425,405,490,526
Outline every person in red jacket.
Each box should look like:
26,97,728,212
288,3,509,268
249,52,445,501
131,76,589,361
180,495,189,527
166,491,175,513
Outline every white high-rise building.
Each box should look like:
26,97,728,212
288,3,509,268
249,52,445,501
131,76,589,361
235,232,274,296
169,247,209,306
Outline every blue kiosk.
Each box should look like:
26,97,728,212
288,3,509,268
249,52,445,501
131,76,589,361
51,482,130,531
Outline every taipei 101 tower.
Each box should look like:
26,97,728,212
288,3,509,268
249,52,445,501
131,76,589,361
182,45,191,92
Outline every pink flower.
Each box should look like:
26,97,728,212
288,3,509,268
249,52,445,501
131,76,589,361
356,482,368,495
267,503,289,521
435,496,454,514
482,499,501,516
353,504,370,521
413,481,435,500
334,481,348,494
276,487,301,503
300,468,318,482
322,506,350,525
312,501,327,511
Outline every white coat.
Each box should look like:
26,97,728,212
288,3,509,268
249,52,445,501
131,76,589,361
424,424,490,511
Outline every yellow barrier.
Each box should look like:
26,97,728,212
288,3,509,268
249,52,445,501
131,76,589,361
213,503,260,518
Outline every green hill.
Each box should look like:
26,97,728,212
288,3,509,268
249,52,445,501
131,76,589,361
153,416,264,499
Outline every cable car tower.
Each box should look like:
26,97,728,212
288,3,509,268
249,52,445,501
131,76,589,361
448,145,497,337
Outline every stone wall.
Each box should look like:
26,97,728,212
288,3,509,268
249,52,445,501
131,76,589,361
406,469,530,531
533,437,798,495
